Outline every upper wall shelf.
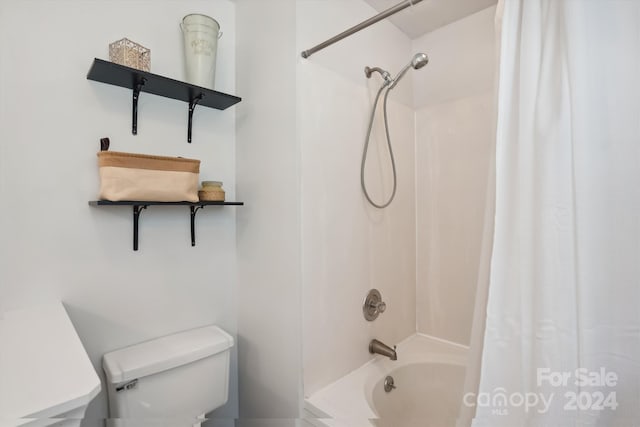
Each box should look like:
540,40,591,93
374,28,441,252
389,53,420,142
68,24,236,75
87,58,242,143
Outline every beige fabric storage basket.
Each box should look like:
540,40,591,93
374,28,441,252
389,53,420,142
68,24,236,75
98,151,200,202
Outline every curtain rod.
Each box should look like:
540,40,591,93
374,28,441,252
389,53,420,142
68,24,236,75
301,0,424,59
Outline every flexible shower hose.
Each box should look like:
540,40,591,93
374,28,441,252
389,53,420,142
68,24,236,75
361,84,397,209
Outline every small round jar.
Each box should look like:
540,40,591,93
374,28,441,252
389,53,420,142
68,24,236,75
199,181,225,202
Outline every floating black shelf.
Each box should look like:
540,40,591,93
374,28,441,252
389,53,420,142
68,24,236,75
89,200,244,251
87,58,242,143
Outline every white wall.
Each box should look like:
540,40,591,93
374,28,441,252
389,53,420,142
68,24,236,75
235,0,302,424
0,1,238,424
414,6,497,345
297,0,416,396
413,5,497,109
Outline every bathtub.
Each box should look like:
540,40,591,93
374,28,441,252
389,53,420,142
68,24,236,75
304,334,468,427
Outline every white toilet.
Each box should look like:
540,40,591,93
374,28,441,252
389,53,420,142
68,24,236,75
0,302,101,427
102,325,234,427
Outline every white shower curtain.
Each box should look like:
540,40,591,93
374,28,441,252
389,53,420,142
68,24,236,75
472,0,640,426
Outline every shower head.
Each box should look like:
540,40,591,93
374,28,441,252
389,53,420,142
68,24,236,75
364,53,429,89
389,52,429,89
411,52,429,70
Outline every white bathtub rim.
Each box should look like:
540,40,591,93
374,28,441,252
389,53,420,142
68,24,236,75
305,333,469,426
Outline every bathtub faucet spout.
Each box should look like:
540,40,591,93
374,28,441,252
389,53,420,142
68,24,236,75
369,339,397,361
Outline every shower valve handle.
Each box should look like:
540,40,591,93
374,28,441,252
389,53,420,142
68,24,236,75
370,301,386,313
363,289,387,321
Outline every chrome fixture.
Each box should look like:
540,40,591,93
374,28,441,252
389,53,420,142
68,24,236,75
361,53,429,208
301,0,425,58
363,289,387,321
389,53,429,89
115,378,138,393
369,339,397,361
364,66,392,85
384,375,396,393
364,53,429,90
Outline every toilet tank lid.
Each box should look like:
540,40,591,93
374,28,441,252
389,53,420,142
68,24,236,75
102,325,234,384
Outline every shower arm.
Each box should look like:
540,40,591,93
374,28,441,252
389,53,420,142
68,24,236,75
300,0,424,59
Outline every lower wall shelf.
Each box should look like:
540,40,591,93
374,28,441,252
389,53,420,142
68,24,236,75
89,200,244,251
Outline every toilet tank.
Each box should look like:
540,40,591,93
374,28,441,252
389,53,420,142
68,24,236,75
103,325,234,422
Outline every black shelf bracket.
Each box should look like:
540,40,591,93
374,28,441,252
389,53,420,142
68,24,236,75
89,200,243,251
132,204,148,251
190,205,205,246
188,94,204,143
132,78,147,135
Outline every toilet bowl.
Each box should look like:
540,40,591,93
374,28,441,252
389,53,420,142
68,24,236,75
102,325,234,427
0,302,101,427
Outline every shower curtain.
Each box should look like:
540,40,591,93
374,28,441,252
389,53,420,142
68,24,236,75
472,0,640,426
